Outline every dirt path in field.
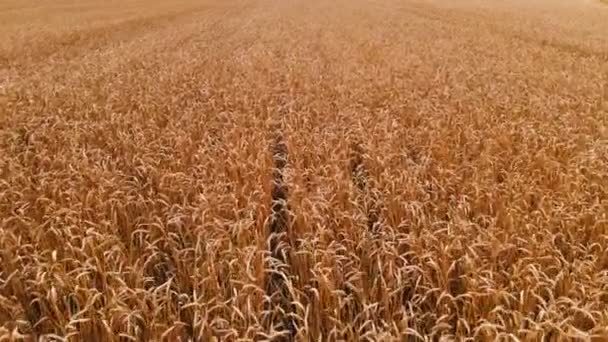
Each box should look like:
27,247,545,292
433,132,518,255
1,0,608,339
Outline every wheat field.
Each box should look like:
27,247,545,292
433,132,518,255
1,0,608,340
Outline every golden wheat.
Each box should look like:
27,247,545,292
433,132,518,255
1,0,607,340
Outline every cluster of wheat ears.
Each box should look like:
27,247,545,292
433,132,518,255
0,0,607,340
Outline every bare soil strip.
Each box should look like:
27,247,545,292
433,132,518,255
264,131,296,340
